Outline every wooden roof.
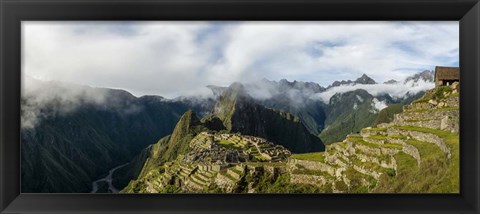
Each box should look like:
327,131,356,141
435,66,459,81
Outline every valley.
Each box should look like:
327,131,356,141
91,163,129,193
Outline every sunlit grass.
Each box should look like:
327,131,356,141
290,152,326,162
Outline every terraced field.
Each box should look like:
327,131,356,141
288,84,459,193
122,133,290,193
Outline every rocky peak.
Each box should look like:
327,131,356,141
355,74,376,85
266,79,325,93
206,85,227,98
384,79,398,84
404,70,434,83
328,74,377,88
168,110,201,144
222,82,251,101
212,82,253,130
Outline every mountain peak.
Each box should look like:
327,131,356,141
404,70,434,83
355,74,376,84
328,73,376,88
178,110,201,128
384,79,398,84
213,82,252,130
206,85,227,98
221,82,252,102
168,110,201,145
229,82,246,91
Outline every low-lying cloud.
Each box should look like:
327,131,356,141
311,79,435,104
21,76,143,129
371,98,388,112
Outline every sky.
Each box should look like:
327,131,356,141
22,21,459,98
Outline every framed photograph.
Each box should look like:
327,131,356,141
1,0,479,213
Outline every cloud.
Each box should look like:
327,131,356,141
312,79,435,104
21,76,107,129
21,76,142,129
371,98,388,112
23,22,215,98
356,95,364,102
23,21,458,99
241,79,324,110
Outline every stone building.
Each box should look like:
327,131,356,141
434,66,459,87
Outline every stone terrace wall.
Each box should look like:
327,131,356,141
288,159,336,176
290,174,328,187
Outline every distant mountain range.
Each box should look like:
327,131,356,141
21,70,435,192
328,73,377,88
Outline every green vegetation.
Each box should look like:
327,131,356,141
367,127,387,132
272,109,301,123
413,86,453,103
320,89,379,144
374,104,403,125
382,143,403,149
386,168,396,177
347,136,380,148
250,174,332,194
290,152,326,162
113,137,167,189
291,169,332,178
244,162,286,167
218,140,243,150
230,168,243,175
367,135,388,140
374,126,459,193
343,167,377,193
405,106,458,113
135,136,171,179
334,180,349,192
217,137,247,150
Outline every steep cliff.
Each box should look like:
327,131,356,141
212,82,325,153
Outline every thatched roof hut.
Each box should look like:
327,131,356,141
434,66,459,87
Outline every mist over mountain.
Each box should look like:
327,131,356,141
240,79,327,135
319,89,389,144
311,72,434,103
404,70,434,83
209,82,325,153
200,71,434,144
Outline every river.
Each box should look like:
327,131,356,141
91,163,129,193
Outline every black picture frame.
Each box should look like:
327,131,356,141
1,0,479,213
